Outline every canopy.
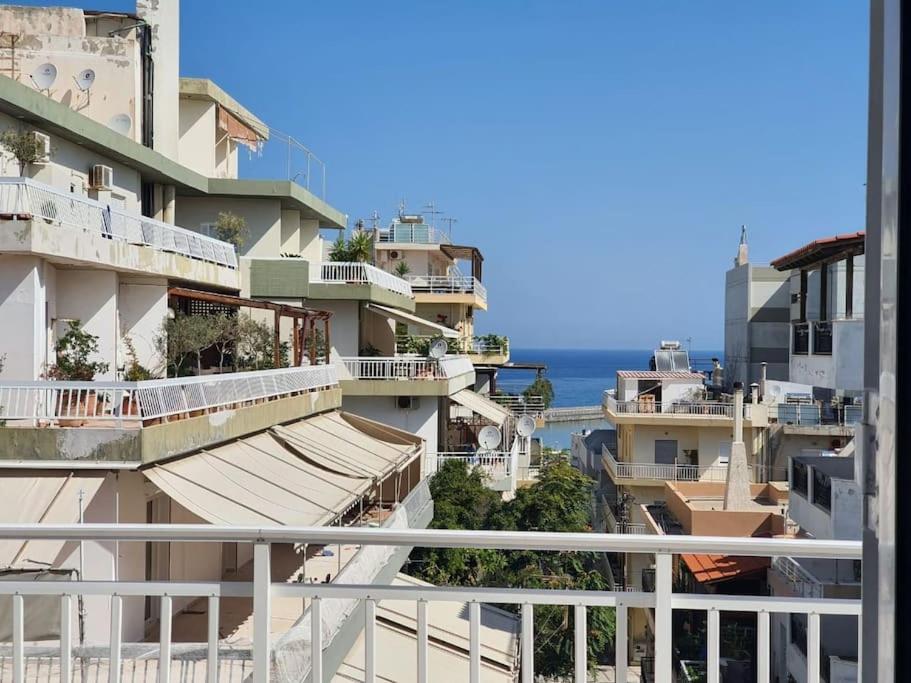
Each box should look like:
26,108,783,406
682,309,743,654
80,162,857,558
0,472,107,569
451,389,510,427
681,554,770,584
144,411,421,526
365,303,459,338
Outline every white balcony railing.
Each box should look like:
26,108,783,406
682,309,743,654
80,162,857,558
340,356,473,381
405,274,487,301
0,365,338,426
395,335,509,357
377,224,451,244
0,524,861,683
603,390,748,419
310,262,413,297
490,394,546,417
0,178,238,268
602,445,730,482
771,556,824,599
432,452,513,478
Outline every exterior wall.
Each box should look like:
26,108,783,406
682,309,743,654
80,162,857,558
118,277,168,376
626,424,753,469
56,268,118,380
415,302,471,337
788,319,863,392
0,256,46,380
307,299,360,358
299,219,322,262
175,196,282,259
0,6,142,142
178,98,217,177
789,478,862,540
343,395,440,455
361,307,396,355
137,0,180,159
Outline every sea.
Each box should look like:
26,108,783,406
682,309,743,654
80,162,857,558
497,348,722,450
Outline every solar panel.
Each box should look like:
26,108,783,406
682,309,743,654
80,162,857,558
653,350,674,371
671,351,690,371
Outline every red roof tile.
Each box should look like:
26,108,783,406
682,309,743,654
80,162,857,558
770,231,865,271
682,554,770,584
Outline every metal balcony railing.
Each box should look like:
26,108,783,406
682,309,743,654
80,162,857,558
0,178,238,268
602,499,648,534
602,445,730,482
0,524,861,683
813,321,834,355
395,335,509,357
431,452,513,479
603,390,754,420
310,262,413,297
0,366,338,427
339,356,473,381
377,224,451,244
771,556,824,599
405,275,487,301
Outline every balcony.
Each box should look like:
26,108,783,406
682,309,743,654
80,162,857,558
0,178,239,287
429,452,515,491
602,444,733,484
602,390,765,426
0,366,341,463
789,318,864,392
0,524,861,683
405,274,487,306
377,224,451,245
490,394,546,421
338,356,475,396
602,496,648,534
309,262,414,300
396,334,510,364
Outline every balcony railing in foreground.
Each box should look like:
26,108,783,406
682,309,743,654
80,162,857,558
405,274,487,301
310,262,413,298
340,356,474,381
0,365,338,427
0,178,238,269
0,525,861,683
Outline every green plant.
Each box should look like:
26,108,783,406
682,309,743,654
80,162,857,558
394,260,411,277
0,129,46,175
523,374,555,409
121,336,153,381
476,333,508,354
329,230,374,263
46,321,110,381
156,313,217,377
359,343,382,357
213,211,248,249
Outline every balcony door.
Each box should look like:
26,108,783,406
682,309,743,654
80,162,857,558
654,440,677,465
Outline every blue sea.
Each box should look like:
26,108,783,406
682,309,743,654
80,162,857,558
498,348,722,449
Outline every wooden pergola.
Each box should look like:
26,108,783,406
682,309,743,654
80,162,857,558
167,287,332,367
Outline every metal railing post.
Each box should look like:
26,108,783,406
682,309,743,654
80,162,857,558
654,552,673,683
253,542,272,683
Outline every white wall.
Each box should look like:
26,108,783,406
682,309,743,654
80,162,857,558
178,98,217,176
176,196,282,258
118,277,168,377
343,395,439,455
0,256,46,380
137,0,180,159
55,269,118,380
307,299,360,357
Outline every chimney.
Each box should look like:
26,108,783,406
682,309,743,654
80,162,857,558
724,382,752,511
136,0,180,160
751,383,759,405
760,362,768,401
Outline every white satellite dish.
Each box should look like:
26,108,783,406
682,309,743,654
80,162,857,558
516,415,536,438
74,68,96,91
428,337,448,360
108,114,133,136
769,384,782,398
30,63,58,90
478,425,502,450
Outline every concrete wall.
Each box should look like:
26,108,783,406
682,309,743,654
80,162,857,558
789,477,861,541
137,0,180,159
343,395,440,455
176,196,281,258
118,277,168,376
307,299,360,358
0,256,47,380
789,319,863,392
178,98,217,177
56,269,118,380
626,424,754,470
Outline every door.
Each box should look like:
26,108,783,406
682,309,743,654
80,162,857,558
654,440,677,465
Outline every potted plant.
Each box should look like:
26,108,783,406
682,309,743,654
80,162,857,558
394,260,411,277
45,320,110,425
120,336,153,416
0,129,47,176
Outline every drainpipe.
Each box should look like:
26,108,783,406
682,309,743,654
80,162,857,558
760,362,768,401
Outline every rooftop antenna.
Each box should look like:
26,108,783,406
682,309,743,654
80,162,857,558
398,198,406,218
369,210,381,230
422,201,444,230
441,216,458,241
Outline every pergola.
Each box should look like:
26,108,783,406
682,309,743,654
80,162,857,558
167,287,332,367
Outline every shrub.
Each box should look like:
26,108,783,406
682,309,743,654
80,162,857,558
46,321,109,381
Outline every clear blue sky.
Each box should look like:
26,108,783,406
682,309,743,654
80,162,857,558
23,1,870,349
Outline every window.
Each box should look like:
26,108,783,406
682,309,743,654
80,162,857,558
813,469,833,511
792,461,809,496
790,613,808,657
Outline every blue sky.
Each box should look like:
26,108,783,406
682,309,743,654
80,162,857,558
25,1,869,349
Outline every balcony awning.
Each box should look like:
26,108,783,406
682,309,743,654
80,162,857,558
451,389,510,427
365,303,459,338
0,472,107,569
144,411,421,526
682,554,770,584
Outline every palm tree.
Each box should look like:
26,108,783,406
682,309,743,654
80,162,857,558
394,260,411,277
347,230,374,263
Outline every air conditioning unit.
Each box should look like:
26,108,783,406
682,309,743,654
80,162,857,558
90,164,113,190
31,132,51,163
396,396,419,410
390,250,400,259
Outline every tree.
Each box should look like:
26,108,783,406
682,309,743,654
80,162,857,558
394,260,411,277
209,313,242,371
213,211,248,250
156,313,216,376
329,230,374,263
0,130,46,175
46,320,109,380
121,336,154,381
407,457,615,678
524,374,555,409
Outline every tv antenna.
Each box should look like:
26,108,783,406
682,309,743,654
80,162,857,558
398,198,407,218
369,210,381,230
440,217,458,240
422,201,444,229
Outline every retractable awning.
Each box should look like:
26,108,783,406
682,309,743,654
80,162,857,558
0,472,107,568
144,411,422,526
451,389,510,427
365,303,459,338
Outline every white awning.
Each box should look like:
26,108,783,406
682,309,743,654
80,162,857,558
0,472,107,569
144,411,422,527
365,303,459,338
451,389,510,427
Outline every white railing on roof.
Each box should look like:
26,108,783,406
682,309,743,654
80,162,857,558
339,356,472,381
0,365,337,426
405,274,487,301
377,224,451,244
432,452,513,479
310,262,413,297
603,390,738,418
490,394,546,417
0,178,238,268
0,524,861,683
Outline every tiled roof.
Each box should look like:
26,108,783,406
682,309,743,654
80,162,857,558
616,371,704,380
770,231,865,271
681,554,770,584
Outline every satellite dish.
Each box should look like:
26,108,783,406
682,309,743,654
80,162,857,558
108,114,133,136
516,415,537,438
478,425,502,450
74,68,96,91
428,337,448,360
769,384,782,398
30,63,58,90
